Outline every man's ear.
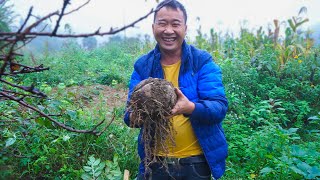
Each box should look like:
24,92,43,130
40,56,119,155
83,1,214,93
152,23,155,34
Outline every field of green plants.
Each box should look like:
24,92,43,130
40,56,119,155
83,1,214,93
1,11,320,180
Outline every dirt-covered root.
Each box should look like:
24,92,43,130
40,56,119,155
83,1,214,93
129,78,177,124
127,78,177,174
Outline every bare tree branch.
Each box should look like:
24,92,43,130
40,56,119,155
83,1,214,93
0,79,47,97
0,0,163,136
23,11,59,35
0,7,156,38
17,7,33,33
52,0,71,35
0,89,44,98
0,91,114,135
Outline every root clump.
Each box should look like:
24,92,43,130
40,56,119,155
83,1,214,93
128,78,177,173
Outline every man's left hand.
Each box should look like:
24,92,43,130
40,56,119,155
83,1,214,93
171,88,195,116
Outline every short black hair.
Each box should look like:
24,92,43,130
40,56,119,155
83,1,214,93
153,0,187,24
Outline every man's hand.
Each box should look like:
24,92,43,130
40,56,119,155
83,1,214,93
171,88,195,116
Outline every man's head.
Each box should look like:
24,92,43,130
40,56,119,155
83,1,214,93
152,0,187,54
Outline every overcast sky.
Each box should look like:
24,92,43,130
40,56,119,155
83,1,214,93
12,0,320,39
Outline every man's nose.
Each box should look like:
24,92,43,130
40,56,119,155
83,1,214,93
164,25,174,33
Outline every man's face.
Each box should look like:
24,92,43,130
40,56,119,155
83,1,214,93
152,7,187,54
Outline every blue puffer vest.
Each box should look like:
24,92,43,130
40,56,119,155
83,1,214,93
124,41,228,179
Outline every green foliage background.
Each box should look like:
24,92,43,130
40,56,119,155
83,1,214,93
1,4,320,180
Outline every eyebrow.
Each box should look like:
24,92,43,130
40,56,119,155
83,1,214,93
156,19,183,23
172,19,182,23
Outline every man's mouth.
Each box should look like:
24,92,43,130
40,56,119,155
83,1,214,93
162,37,176,42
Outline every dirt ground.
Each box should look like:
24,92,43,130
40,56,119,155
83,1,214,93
65,84,128,110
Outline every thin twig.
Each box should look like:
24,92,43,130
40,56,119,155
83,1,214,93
23,11,59,35
52,0,71,35
17,7,33,33
0,79,47,97
0,91,109,135
64,0,91,15
0,89,44,98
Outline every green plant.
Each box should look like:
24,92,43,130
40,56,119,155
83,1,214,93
2,9,320,179
105,155,123,180
81,155,106,180
81,154,123,180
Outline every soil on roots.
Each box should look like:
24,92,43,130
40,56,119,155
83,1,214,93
128,78,177,173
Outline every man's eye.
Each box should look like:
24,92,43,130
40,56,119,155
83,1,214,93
172,23,181,27
158,23,167,26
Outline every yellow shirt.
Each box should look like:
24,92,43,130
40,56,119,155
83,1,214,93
157,60,202,158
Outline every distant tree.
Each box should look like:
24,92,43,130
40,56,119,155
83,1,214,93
21,18,65,54
108,35,122,42
0,0,14,48
311,23,320,46
82,36,97,50
0,0,14,32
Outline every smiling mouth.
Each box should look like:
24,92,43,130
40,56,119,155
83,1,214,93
162,37,176,42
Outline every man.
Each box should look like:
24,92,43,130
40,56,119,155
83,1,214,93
124,0,228,179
